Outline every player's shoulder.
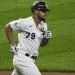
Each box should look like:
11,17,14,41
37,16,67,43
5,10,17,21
21,16,33,23
42,21,47,26
41,21,48,31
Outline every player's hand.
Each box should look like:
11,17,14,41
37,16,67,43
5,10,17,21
45,31,52,39
10,44,17,54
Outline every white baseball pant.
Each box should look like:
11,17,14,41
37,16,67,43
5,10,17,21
11,54,41,75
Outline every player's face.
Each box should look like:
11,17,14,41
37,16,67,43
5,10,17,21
37,10,47,22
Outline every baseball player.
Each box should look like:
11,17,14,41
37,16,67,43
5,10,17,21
5,1,52,75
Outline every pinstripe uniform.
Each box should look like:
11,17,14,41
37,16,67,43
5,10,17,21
10,16,47,75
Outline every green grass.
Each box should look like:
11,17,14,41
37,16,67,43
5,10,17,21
0,0,75,72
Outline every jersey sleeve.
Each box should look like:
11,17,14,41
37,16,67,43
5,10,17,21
9,19,25,31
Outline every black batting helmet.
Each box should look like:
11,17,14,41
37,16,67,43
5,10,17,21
31,1,49,12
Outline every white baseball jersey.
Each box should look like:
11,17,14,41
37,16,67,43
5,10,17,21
10,16,47,56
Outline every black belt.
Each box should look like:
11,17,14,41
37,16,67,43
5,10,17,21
25,53,37,60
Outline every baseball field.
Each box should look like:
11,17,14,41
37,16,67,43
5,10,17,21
0,0,75,75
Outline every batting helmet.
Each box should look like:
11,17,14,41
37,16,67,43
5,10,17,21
31,1,49,12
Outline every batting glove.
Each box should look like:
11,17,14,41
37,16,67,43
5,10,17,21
45,31,52,39
10,44,17,54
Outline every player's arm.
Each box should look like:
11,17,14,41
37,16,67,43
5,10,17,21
5,23,15,44
5,23,17,54
40,38,49,47
40,31,52,47
5,19,23,54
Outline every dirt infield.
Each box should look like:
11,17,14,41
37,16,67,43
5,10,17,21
0,71,75,75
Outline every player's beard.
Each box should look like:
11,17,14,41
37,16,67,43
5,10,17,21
38,16,46,22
